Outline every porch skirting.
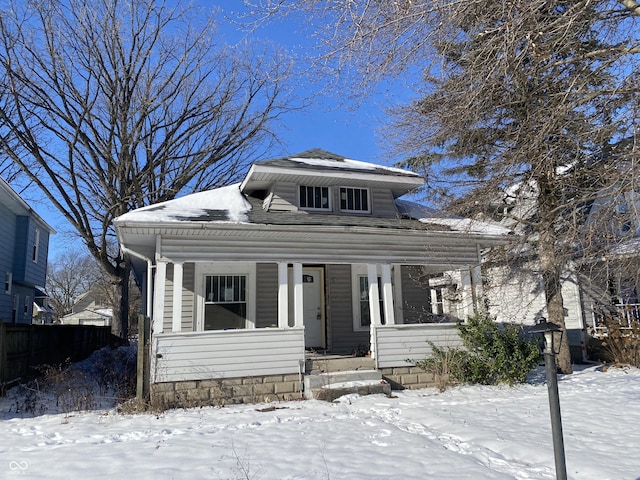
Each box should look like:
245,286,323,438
149,367,441,409
150,373,304,409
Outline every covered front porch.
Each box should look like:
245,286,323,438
149,320,464,406
119,218,506,406
147,257,478,382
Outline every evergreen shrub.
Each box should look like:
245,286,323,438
415,314,540,390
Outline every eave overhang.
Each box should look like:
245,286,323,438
240,163,425,199
115,219,511,271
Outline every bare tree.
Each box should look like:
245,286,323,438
46,251,101,320
0,0,294,339
249,0,640,372
47,248,141,329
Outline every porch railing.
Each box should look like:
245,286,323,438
373,323,462,369
152,327,305,383
591,303,640,336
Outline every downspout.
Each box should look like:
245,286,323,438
120,245,154,317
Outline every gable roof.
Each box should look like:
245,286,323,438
240,149,424,198
0,177,56,233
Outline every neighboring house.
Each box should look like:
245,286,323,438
481,170,640,361
0,177,54,324
575,190,640,338
33,287,56,324
483,255,588,360
62,287,113,327
114,149,510,406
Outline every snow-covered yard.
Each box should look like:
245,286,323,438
1,348,639,479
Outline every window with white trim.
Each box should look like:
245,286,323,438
340,187,369,212
299,185,330,210
4,272,11,294
204,274,247,330
32,228,40,263
24,295,30,316
357,275,384,328
351,265,387,330
195,262,256,331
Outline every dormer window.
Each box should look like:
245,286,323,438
299,186,329,210
340,187,369,213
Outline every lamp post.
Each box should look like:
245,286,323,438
529,320,567,480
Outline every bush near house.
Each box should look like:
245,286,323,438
415,314,540,391
597,317,640,368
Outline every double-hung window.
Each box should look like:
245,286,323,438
299,185,329,210
204,274,247,330
340,187,369,213
358,275,385,328
352,264,389,330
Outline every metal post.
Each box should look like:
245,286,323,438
543,337,567,480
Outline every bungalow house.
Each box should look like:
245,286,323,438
114,149,510,406
0,177,54,324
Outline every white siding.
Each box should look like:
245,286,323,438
152,327,305,383
374,323,462,368
485,262,584,331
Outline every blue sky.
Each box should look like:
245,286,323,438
26,3,414,257
215,3,398,164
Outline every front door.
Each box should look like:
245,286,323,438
289,267,325,349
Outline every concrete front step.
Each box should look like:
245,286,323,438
311,382,392,402
305,356,375,374
304,369,391,401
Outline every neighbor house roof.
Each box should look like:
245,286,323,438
0,177,56,233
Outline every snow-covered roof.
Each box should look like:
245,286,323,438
114,184,510,237
287,153,417,176
396,200,511,236
63,307,113,320
114,184,251,224
607,237,640,257
240,149,424,198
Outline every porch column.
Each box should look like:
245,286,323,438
292,262,303,327
153,260,167,334
367,264,382,326
367,264,381,360
172,262,183,333
277,262,289,328
471,265,483,313
381,264,395,325
460,268,475,318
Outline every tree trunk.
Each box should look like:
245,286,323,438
538,179,573,374
111,261,131,342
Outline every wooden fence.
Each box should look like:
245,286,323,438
0,322,113,391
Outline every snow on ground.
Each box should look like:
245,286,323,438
1,350,639,480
